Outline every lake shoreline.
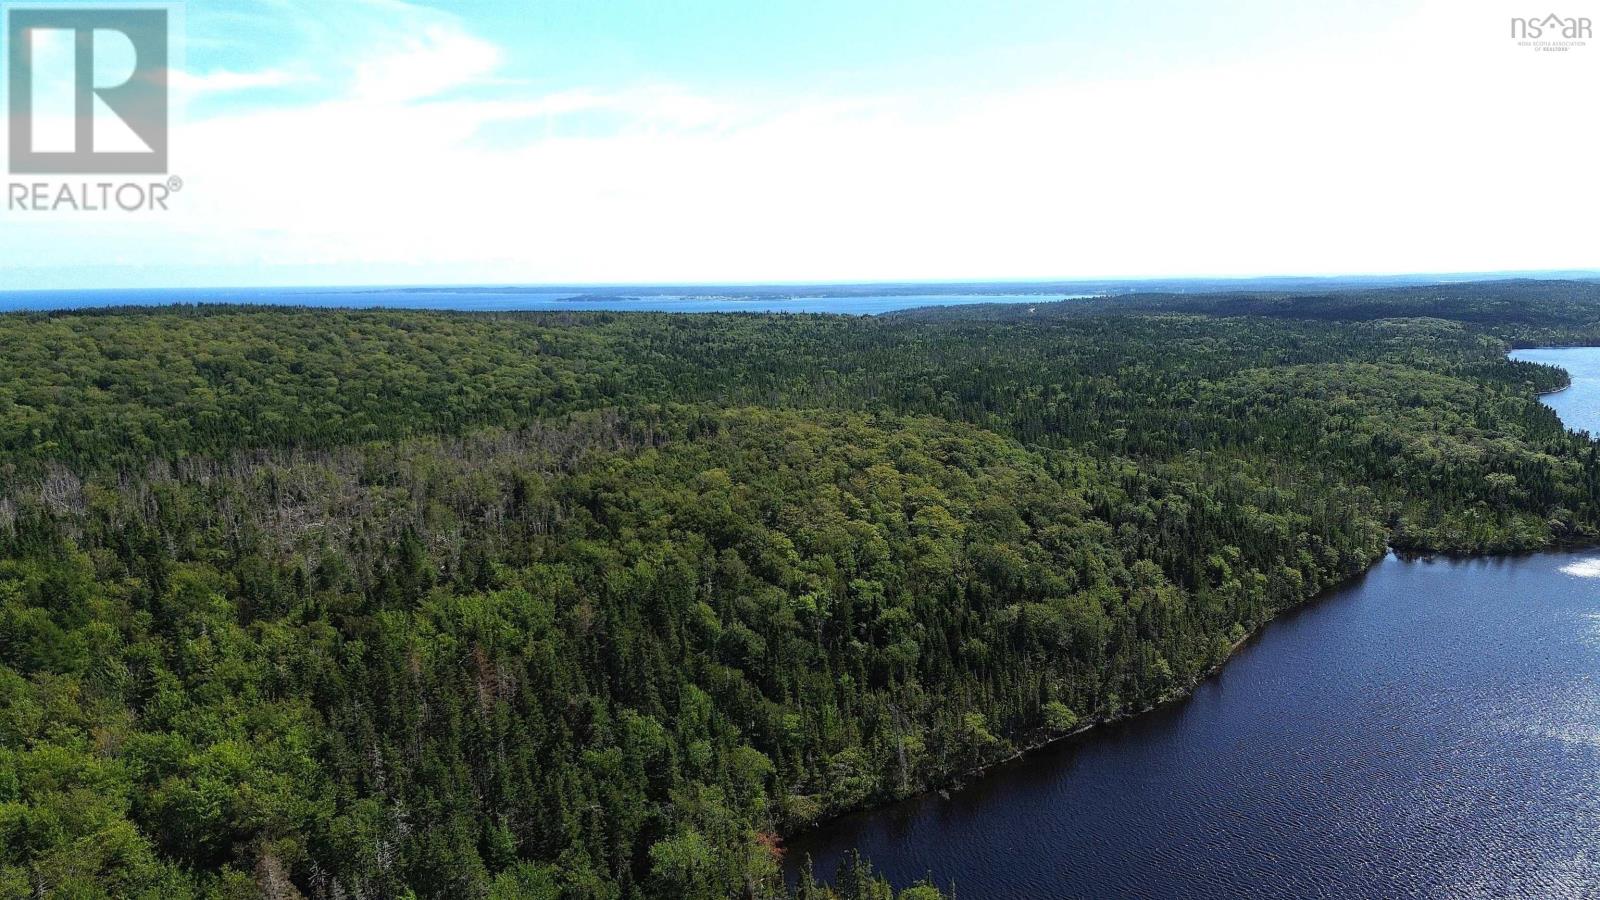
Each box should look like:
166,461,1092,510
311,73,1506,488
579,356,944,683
786,534,1600,868
785,544,1600,896
1505,347,1575,396
779,545,1392,853
787,352,1600,892
783,365,1600,860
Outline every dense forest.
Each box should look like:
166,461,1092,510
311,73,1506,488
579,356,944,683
3,281,1600,898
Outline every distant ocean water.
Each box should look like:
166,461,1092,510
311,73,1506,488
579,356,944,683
0,287,1091,315
7,273,1578,314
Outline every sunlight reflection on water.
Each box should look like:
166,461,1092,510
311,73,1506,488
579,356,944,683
1559,558,1600,578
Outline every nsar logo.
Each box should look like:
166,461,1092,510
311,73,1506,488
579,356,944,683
1510,13,1592,51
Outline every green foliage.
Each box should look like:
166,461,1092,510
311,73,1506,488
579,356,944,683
1041,702,1079,733
1,284,1598,896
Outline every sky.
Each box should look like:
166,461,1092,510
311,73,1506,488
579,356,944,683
3,0,1599,288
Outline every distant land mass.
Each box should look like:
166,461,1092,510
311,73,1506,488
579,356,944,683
3,270,1600,313
303,270,1600,300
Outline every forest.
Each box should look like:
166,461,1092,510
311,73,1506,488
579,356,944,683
2,281,1599,898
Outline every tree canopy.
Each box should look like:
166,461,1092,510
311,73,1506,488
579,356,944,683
2,282,1598,897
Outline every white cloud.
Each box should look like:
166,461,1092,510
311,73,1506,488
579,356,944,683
350,25,503,103
174,68,303,98
10,0,1600,287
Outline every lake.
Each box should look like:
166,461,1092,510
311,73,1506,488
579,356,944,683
1512,347,1600,436
786,354,1600,898
0,286,1085,315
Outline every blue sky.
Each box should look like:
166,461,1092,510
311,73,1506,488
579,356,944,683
5,0,1598,288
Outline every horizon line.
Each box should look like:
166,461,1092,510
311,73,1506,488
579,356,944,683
5,268,1600,297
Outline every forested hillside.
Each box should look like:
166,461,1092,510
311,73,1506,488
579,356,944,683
3,284,1599,898
904,278,1600,332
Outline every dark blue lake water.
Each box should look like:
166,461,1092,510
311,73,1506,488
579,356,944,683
787,355,1600,899
789,552,1600,899
0,287,1081,315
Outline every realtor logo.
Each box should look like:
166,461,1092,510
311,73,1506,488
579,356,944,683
7,7,168,174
